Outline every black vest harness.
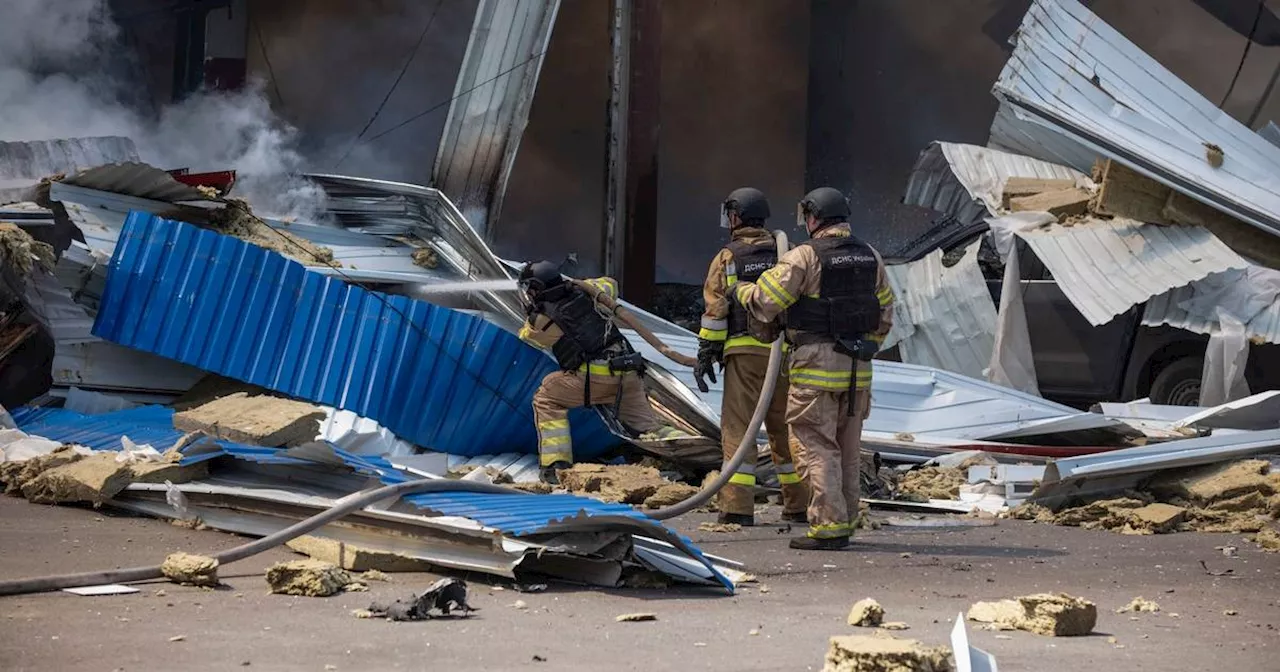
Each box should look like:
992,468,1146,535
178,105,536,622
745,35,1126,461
786,235,881,346
537,285,628,371
725,238,777,339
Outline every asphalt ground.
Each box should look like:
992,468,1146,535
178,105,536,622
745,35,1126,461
1,496,1277,671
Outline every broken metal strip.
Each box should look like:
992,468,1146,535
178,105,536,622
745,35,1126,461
432,0,561,241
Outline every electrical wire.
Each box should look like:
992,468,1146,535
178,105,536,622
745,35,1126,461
333,0,445,168
1220,0,1266,108
253,19,286,110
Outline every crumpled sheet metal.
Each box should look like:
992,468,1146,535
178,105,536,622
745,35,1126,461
91,211,617,458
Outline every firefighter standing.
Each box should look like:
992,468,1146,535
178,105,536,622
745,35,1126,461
695,187,809,527
517,261,684,484
731,188,894,550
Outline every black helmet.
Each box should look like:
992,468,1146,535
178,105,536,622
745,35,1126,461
720,187,770,228
799,187,850,222
518,260,566,301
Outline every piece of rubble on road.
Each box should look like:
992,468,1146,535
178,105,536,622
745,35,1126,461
644,482,700,509
1116,597,1160,613
285,535,435,573
160,552,219,587
822,634,953,672
1249,527,1280,552
1,445,87,494
556,463,672,505
847,598,885,627
173,392,325,447
265,559,355,597
967,593,1097,636
616,613,658,622
879,622,910,631
698,522,741,533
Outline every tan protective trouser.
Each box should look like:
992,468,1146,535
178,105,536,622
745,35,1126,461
531,370,661,466
787,387,870,539
718,353,809,516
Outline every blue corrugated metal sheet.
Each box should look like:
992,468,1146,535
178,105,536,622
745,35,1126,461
91,212,617,458
11,405,731,591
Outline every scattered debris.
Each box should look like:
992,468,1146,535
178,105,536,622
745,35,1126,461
0,223,56,280
410,247,439,269
20,452,133,505
822,635,953,672
897,467,967,501
1,445,87,494
698,522,742,533
509,481,553,494
285,535,435,573
1009,187,1091,219
1204,143,1225,168
848,598,886,627
1116,597,1160,613
361,570,391,583
1216,545,1239,558
168,635,186,643
172,392,325,447
160,552,219,587
1248,527,1280,552
62,584,140,596
351,609,374,619
366,579,474,621
643,482,700,509
1199,560,1235,577
202,198,336,267
265,560,354,597
170,518,210,531
1224,609,1238,616
616,613,658,622
621,568,672,589
556,463,671,504
880,622,911,631
967,593,1097,636
511,600,528,610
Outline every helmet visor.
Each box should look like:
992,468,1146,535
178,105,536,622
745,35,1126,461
795,202,807,230
719,202,732,229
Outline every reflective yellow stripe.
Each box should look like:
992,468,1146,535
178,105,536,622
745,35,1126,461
538,419,569,430
539,451,573,467
759,271,796,307
877,286,894,305
777,472,801,485
578,362,624,376
728,472,756,486
539,435,572,447
700,327,728,341
726,273,739,286
701,316,728,331
866,333,885,344
791,368,852,381
725,335,770,350
588,278,618,299
807,522,851,539
518,325,534,342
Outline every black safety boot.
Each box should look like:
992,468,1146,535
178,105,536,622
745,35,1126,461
717,512,755,527
781,511,808,524
789,536,850,551
539,461,572,485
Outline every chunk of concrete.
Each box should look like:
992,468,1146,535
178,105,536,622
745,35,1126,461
161,552,219,587
1124,503,1187,534
265,559,353,597
1009,188,1091,218
643,483,700,509
848,598,886,627
823,635,953,672
967,593,1097,636
285,535,435,573
557,463,667,504
1148,460,1272,504
173,392,325,447
20,453,133,505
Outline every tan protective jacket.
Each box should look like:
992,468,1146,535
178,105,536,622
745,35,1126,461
699,226,778,357
732,224,894,392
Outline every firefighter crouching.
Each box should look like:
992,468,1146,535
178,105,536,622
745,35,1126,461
731,187,894,550
695,187,810,527
517,261,686,484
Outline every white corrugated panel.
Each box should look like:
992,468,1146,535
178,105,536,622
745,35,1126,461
903,141,1087,224
884,240,997,380
991,0,1280,238
1141,265,1280,344
1017,218,1248,326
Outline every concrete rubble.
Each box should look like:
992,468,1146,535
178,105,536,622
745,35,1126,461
173,392,326,448
966,593,1097,636
848,598,886,627
556,463,695,506
160,552,219,587
1116,597,1160,613
285,535,436,573
265,559,359,597
822,635,953,672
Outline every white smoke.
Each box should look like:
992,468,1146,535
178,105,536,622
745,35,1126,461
0,0,329,223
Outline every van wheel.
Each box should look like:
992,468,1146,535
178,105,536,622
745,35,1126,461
1149,357,1203,406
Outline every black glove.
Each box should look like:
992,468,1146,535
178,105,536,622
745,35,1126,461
694,339,724,393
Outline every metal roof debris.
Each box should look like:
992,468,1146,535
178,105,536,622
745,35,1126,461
59,163,210,203
991,0,1280,239
1012,217,1248,326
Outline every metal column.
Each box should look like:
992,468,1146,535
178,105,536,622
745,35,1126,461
601,0,631,283
619,0,661,308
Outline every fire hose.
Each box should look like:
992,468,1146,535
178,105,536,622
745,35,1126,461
0,232,788,594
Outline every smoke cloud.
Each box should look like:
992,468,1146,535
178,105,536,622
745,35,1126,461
0,0,329,223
